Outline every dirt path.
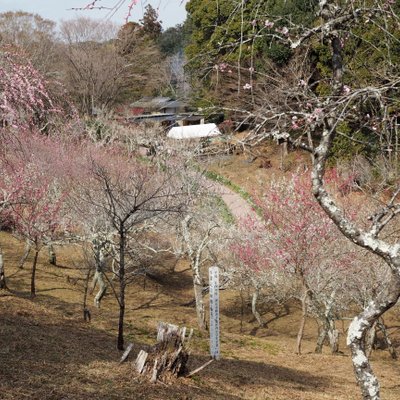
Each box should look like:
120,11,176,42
208,180,258,222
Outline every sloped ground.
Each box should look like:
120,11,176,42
205,142,310,199
2,147,400,399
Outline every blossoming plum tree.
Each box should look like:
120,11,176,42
0,133,68,297
232,172,361,354
0,47,61,132
0,47,72,291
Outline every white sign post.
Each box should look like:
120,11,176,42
209,266,220,360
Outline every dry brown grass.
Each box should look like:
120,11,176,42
1,147,400,399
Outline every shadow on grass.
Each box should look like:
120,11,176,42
187,354,331,395
0,292,331,400
131,292,163,310
0,296,123,399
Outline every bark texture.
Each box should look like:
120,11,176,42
30,249,39,298
117,230,126,351
251,288,266,328
347,272,400,400
134,322,192,382
48,244,56,265
296,287,308,355
91,240,108,308
193,277,206,330
19,240,31,269
376,320,397,360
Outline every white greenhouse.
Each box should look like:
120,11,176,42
167,123,221,139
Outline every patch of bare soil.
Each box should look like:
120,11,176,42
205,142,310,197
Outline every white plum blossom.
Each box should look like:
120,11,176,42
276,26,289,35
218,63,228,72
265,20,274,29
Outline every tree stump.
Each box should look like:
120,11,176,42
134,322,192,382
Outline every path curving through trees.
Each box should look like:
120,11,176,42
207,180,259,222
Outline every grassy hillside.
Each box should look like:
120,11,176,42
1,149,400,399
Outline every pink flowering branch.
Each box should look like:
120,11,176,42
125,0,138,22
69,0,138,20
0,47,62,131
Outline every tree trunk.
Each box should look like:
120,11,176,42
296,287,308,355
48,244,56,266
347,271,400,400
315,322,328,354
365,322,377,358
377,319,397,360
91,241,107,308
93,269,107,307
251,288,265,327
193,274,206,330
30,249,39,298
0,248,7,290
180,215,209,331
328,322,339,354
83,264,92,322
19,239,31,269
117,297,125,350
239,288,244,333
315,317,339,354
117,230,125,350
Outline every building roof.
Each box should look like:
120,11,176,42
128,113,204,124
167,123,221,139
130,97,186,111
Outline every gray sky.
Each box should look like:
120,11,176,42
0,0,188,28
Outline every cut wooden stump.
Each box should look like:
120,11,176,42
134,322,192,382
135,349,148,373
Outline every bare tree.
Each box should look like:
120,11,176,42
177,208,222,330
58,17,129,115
0,11,57,73
72,148,185,350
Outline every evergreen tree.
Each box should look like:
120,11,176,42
159,24,190,56
139,4,162,41
184,0,318,109
115,21,164,100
